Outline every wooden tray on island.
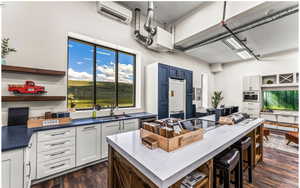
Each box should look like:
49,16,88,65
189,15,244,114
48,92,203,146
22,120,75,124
140,128,204,152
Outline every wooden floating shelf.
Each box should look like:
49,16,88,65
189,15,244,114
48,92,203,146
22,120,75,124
2,65,65,76
2,96,66,102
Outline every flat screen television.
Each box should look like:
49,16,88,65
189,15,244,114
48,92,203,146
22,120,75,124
263,90,298,111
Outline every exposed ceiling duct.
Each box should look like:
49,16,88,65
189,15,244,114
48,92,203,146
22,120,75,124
134,1,173,52
179,4,298,52
134,1,156,47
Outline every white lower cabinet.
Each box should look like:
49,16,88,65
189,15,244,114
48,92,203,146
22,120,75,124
123,119,139,132
37,127,76,179
101,119,139,158
101,121,121,158
2,149,24,188
76,124,101,166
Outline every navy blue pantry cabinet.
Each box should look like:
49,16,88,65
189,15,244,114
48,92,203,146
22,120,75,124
145,63,193,119
158,64,170,119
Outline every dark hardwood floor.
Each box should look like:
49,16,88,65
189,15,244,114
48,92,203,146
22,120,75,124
32,147,298,188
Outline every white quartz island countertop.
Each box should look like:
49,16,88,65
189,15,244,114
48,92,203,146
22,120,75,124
107,118,264,188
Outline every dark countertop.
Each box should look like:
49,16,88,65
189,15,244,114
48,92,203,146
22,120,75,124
2,112,156,152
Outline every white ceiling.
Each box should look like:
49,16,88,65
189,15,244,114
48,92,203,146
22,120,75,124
119,1,204,24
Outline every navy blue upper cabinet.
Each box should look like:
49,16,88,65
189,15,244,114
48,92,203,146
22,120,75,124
158,64,169,119
169,66,184,79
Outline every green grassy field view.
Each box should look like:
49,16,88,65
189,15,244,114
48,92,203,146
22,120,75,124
68,80,134,109
263,90,298,111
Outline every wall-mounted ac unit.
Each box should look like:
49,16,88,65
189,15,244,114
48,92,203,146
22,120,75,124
97,2,132,24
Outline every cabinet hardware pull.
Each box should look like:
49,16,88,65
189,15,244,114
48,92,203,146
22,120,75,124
50,141,67,147
50,163,65,169
49,151,66,156
26,162,31,178
83,126,96,130
123,121,125,130
50,132,66,136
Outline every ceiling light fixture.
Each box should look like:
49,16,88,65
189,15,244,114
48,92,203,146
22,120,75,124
224,37,244,50
236,50,252,59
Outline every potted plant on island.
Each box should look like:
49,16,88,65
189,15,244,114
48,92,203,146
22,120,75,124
1,38,17,65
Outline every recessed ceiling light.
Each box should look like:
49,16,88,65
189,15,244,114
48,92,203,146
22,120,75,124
236,50,252,59
224,37,244,50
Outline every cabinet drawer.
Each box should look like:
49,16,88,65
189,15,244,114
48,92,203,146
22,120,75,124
38,128,75,142
37,146,75,162
278,115,295,124
37,156,75,179
260,114,276,121
38,137,75,153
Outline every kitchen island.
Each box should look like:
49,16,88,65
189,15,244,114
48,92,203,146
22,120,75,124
107,118,264,188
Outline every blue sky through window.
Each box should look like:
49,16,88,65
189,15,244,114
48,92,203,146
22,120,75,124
68,39,134,83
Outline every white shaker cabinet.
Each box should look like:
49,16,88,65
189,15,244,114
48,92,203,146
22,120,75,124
2,149,24,188
24,134,37,188
123,119,139,132
243,75,261,91
76,124,101,166
101,121,121,158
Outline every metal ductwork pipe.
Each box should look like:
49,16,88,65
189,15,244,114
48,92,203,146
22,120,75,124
144,1,156,36
134,8,153,46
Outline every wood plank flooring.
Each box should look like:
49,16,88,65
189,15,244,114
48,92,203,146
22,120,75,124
32,147,298,188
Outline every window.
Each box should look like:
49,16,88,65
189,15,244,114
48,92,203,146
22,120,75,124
67,38,136,110
263,90,299,111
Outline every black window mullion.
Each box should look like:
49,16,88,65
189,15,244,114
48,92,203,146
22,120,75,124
93,45,96,107
116,51,119,107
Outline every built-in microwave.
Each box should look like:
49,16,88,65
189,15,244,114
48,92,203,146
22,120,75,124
243,91,260,102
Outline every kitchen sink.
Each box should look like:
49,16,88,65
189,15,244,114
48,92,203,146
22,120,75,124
97,114,131,121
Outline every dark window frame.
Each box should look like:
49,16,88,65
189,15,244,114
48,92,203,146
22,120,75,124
67,37,136,110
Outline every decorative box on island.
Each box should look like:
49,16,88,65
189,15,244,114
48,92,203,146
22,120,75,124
141,118,204,152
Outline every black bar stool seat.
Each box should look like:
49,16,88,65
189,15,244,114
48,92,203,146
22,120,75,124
213,148,240,188
233,136,253,188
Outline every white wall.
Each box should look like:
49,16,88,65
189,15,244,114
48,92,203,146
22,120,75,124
214,50,299,109
1,2,213,125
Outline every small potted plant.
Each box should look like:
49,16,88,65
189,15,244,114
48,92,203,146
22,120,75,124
211,91,224,109
1,38,16,65
211,91,224,121
68,94,76,112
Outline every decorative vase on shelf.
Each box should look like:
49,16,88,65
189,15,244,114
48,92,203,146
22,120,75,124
1,59,6,65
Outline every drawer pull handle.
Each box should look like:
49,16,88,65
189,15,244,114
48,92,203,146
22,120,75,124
50,163,65,170
83,126,96,131
49,151,66,157
50,141,67,147
51,132,66,136
26,162,31,178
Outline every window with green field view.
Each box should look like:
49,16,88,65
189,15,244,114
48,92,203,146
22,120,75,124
263,90,299,111
67,38,135,109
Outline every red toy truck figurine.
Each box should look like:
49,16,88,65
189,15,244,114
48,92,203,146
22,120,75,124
8,81,47,94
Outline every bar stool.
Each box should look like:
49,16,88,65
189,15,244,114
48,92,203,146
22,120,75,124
213,148,240,188
233,137,253,188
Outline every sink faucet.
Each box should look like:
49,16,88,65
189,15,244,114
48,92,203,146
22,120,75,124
109,104,117,116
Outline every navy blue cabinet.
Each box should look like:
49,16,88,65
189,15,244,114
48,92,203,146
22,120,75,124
157,64,193,119
169,66,184,79
185,70,193,94
158,64,169,119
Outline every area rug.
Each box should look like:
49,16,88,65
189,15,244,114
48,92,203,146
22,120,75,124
264,133,298,154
